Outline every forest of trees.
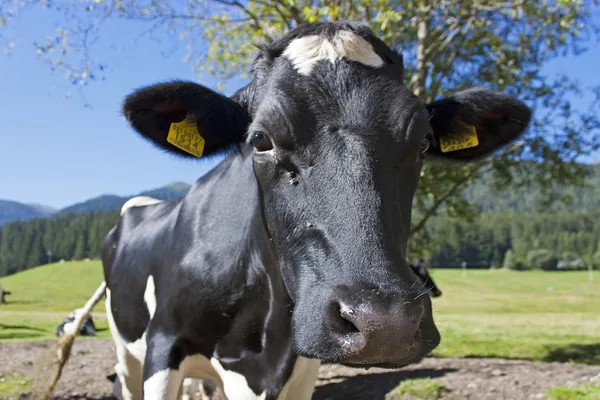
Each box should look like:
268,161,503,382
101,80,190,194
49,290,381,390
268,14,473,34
423,211,600,270
1,165,599,277
1,206,599,277
0,210,119,277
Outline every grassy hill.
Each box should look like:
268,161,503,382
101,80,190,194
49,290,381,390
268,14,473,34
1,261,598,367
0,260,108,341
0,260,104,312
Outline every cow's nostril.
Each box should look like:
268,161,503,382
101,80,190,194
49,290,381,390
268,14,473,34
326,301,360,335
338,303,361,333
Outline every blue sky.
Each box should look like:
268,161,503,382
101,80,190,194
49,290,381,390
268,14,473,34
1,7,599,209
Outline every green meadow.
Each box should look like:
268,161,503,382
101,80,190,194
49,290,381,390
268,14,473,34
1,261,598,365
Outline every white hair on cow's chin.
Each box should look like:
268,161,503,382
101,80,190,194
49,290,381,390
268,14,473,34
282,30,384,75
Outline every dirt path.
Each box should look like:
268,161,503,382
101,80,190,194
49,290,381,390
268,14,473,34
1,340,598,400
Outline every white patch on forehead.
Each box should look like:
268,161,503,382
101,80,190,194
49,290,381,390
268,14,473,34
282,30,384,75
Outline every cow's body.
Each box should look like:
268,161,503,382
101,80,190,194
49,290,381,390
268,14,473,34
104,149,320,399
58,21,531,400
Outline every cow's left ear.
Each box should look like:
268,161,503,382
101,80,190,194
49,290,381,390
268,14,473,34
424,88,532,162
122,80,251,159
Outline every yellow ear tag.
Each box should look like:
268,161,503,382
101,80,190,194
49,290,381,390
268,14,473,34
166,116,205,157
439,124,479,153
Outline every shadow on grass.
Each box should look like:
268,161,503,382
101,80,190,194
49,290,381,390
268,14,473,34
0,323,48,340
0,323,46,332
542,343,600,365
0,331,45,340
313,368,456,400
0,300,36,306
435,342,600,366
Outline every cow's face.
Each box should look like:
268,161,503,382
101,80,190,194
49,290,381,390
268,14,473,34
122,22,531,368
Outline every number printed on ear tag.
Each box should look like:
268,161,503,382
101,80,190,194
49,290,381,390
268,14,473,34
167,115,205,157
439,124,479,153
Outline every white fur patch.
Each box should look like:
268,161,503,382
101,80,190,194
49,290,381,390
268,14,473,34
144,369,182,400
125,275,157,362
179,357,319,400
211,358,266,400
106,288,143,400
282,30,384,75
120,196,164,216
144,275,157,319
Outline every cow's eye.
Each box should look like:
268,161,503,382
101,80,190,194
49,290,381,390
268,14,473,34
249,131,274,152
420,137,430,154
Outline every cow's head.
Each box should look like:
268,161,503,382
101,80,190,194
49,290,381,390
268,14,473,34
122,22,531,368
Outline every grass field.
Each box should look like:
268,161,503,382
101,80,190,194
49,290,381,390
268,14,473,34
0,261,598,366
0,261,110,341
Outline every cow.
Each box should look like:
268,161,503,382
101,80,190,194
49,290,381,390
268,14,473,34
409,260,442,298
60,21,531,400
55,308,98,337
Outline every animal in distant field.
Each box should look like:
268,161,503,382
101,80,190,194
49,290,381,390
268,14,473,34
55,308,97,337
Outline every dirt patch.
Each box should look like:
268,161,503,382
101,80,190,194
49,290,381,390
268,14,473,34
0,340,598,399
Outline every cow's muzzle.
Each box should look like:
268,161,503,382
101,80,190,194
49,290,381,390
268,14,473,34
295,284,440,367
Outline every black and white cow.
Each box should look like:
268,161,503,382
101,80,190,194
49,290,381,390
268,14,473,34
67,21,531,400
55,308,97,337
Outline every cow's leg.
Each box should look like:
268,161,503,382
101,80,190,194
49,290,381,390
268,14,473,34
142,333,185,400
106,289,143,400
113,352,144,400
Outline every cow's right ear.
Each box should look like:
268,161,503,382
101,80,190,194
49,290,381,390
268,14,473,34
122,80,251,159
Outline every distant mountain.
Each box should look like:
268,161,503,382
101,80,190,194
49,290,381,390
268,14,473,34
0,182,192,225
56,182,192,216
2,162,599,226
56,195,131,216
138,181,193,201
0,200,57,226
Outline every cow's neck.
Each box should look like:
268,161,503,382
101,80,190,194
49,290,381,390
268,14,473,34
182,145,297,394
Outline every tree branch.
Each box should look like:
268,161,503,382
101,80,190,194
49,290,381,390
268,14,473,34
411,141,526,235
411,165,481,235
212,0,272,41
410,4,431,99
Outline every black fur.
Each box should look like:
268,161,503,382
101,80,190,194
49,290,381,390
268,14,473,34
108,21,532,398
